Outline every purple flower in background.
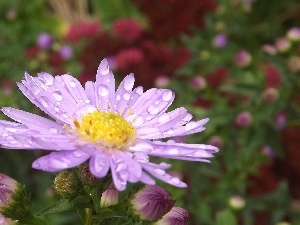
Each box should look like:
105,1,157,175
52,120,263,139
0,174,17,207
0,59,218,191
287,27,300,41
37,33,53,50
235,111,253,128
213,34,228,48
59,45,73,60
154,207,189,225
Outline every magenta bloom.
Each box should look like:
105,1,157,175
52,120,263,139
37,33,53,49
0,59,218,191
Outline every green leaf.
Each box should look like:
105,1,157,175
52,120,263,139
36,196,92,216
93,208,127,222
216,209,237,225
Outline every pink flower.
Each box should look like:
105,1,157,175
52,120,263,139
234,50,252,68
115,48,144,70
235,111,252,127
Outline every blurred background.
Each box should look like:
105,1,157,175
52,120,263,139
0,0,300,224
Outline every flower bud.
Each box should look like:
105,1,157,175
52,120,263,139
234,50,252,67
59,45,73,60
287,27,300,42
228,195,246,210
190,76,207,91
275,37,291,53
130,185,175,222
53,171,81,198
0,174,17,208
77,162,100,186
208,136,223,149
213,34,228,48
0,213,15,225
235,111,252,128
287,56,300,73
0,174,31,221
262,44,277,55
154,207,189,225
155,76,171,88
262,87,279,103
100,184,118,207
37,33,53,50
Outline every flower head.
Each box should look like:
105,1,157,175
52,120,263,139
154,207,189,225
0,59,218,191
37,33,53,50
130,185,175,221
213,33,228,48
59,45,73,60
234,50,252,67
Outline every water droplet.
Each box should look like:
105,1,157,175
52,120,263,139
31,84,40,95
98,85,109,96
73,151,82,158
123,75,134,91
162,90,173,101
158,114,170,124
166,129,175,135
99,59,110,75
154,168,166,175
170,177,181,185
185,122,198,131
136,86,143,95
85,99,90,104
147,105,160,115
39,96,49,107
116,94,121,101
49,127,57,133
69,81,76,87
52,91,63,101
168,148,179,155
40,73,54,86
133,116,144,126
155,100,160,105
4,127,16,132
54,106,59,112
123,93,130,100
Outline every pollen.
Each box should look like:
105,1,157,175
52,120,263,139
74,111,137,149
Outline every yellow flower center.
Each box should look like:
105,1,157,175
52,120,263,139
74,111,137,149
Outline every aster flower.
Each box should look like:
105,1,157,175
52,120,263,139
0,59,218,191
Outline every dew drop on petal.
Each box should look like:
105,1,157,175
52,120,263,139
169,177,181,185
154,168,166,175
52,91,63,101
123,76,134,91
39,96,49,107
48,127,58,133
185,122,198,131
147,105,160,115
98,85,109,96
85,99,90,104
73,151,82,158
162,90,173,101
54,106,59,112
4,127,16,132
136,86,143,95
31,84,40,95
123,93,131,101
168,148,180,155
133,116,144,127
158,114,170,124
116,94,121,101
166,129,174,135
99,59,110,75
155,100,160,105
69,81,76,87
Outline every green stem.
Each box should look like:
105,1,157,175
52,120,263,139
84,208,93,225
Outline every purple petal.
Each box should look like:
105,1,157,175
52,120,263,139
95,59,115,110
1,107,62,132
32,150,92,172
110,152,142,191
113,73,134,113
60,74,90,106
89,150,110,178
141,162,187,188
84,81,96,105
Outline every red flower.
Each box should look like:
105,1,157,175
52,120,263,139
264,64,282,88
65,20,102,42
113,18,142,41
